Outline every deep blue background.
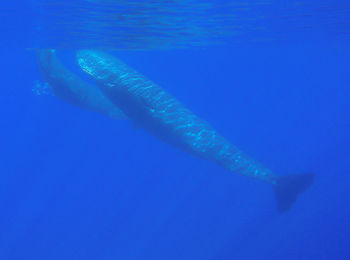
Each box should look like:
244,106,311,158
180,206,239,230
1,1,350,260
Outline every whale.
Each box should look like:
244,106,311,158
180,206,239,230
75,50,315,213
76,50,315,212
36,49,125,119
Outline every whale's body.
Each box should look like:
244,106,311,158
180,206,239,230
76,50,314,212
77,51,275,182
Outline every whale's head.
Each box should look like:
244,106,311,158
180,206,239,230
36,49,58,76
77,50,117,83
77,50,133,84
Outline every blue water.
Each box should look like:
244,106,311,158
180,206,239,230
1,1,350,259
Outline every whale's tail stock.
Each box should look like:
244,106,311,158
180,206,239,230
273,173,315,213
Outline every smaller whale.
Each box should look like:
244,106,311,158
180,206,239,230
36,49,126,119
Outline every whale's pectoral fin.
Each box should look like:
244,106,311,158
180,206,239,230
273,173,315,213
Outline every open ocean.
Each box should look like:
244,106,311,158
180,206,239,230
1,0,350,259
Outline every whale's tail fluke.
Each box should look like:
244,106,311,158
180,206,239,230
273,173,315,213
